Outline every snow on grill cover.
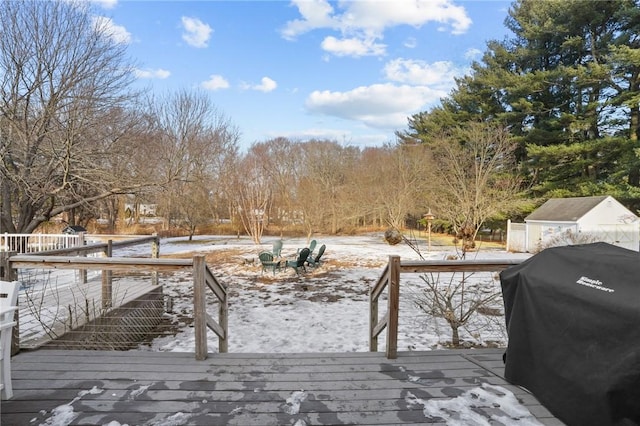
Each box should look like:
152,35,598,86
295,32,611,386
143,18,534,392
500,242,640,426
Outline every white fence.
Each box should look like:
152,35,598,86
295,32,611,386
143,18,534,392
505,220,526,252
506,221,640,252
0,233,82,253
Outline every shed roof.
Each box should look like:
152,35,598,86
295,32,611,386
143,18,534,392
525,195,610,222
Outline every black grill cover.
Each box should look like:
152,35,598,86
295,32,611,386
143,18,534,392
500,242,640,426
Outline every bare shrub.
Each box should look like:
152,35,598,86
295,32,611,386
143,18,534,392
535,229,600,253
402,231,504,347
413,271,503,347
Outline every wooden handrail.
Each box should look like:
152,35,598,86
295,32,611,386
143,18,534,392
369,263,388,352
193,255,228,359
9,255,193,271
370,256,523,359
204,266,228,353
26,235,160,257
7,252,228,360
399,259,522,273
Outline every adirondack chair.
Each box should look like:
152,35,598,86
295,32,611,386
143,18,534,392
306,244,326,267
298,239,317,257
258,251,281,275
308,239,317,256
286,248,310,275
0,280,19,400
271,239,283,257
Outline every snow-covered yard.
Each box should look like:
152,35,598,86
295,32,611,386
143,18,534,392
120,233,531,354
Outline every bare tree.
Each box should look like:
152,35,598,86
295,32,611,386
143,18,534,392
426,122,522,256
150,89,239,238
300,140,359,235
355,144,430,229
232,146,272,244
0,0,148,234
252,138,302,233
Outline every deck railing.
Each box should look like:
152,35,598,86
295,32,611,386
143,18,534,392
1,235,160,285
370,255,523,359
5,253,227,359
0,233,86,253
194,256,228,359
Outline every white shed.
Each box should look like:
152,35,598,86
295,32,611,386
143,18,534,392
523,195,639,252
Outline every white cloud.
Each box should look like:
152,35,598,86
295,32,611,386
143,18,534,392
340,0,471,35
134,68,171,79
277,127,349,141
383,58,461,87
465,48,483,60
92,16,131,44
280,0,337,41
92,0,117,9
201,74,230,91
305,83,446,129
404,37,417,49
241,77,277,93
281,0,471,57
181,16,212,48
275,128,390,147
321,36,385,57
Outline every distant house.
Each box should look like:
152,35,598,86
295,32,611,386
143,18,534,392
506,195,640,252
124,202,157,217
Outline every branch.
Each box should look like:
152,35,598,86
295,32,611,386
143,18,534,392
28,183,163,231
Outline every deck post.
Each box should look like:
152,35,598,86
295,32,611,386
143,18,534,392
1,251,17,281
151,233,159,285
101,240,113,309
193,255,208,360
219,289,228,353
386,255,400,359
1,251,20,354
369,276,379,352
78,232,87,284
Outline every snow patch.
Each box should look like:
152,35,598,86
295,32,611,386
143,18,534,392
283,390,308,415
407,383,542,425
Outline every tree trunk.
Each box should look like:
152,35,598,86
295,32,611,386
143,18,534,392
451,326,460,347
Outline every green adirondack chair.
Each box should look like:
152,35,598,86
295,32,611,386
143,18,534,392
272,239,283,257
286,248,310,275
259,251,281,275
298,239,317,257
306,244,326,267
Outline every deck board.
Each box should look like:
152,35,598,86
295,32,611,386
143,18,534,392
1,348,565,426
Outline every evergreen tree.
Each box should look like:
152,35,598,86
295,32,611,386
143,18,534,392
399,0,640,206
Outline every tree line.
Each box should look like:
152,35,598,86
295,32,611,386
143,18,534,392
1,0,638,245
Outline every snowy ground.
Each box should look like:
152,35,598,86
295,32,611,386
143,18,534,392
115,233,532,354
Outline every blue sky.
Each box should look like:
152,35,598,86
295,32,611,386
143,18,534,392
92,0,512,150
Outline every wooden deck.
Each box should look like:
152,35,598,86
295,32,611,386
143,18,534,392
1,348,564,425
